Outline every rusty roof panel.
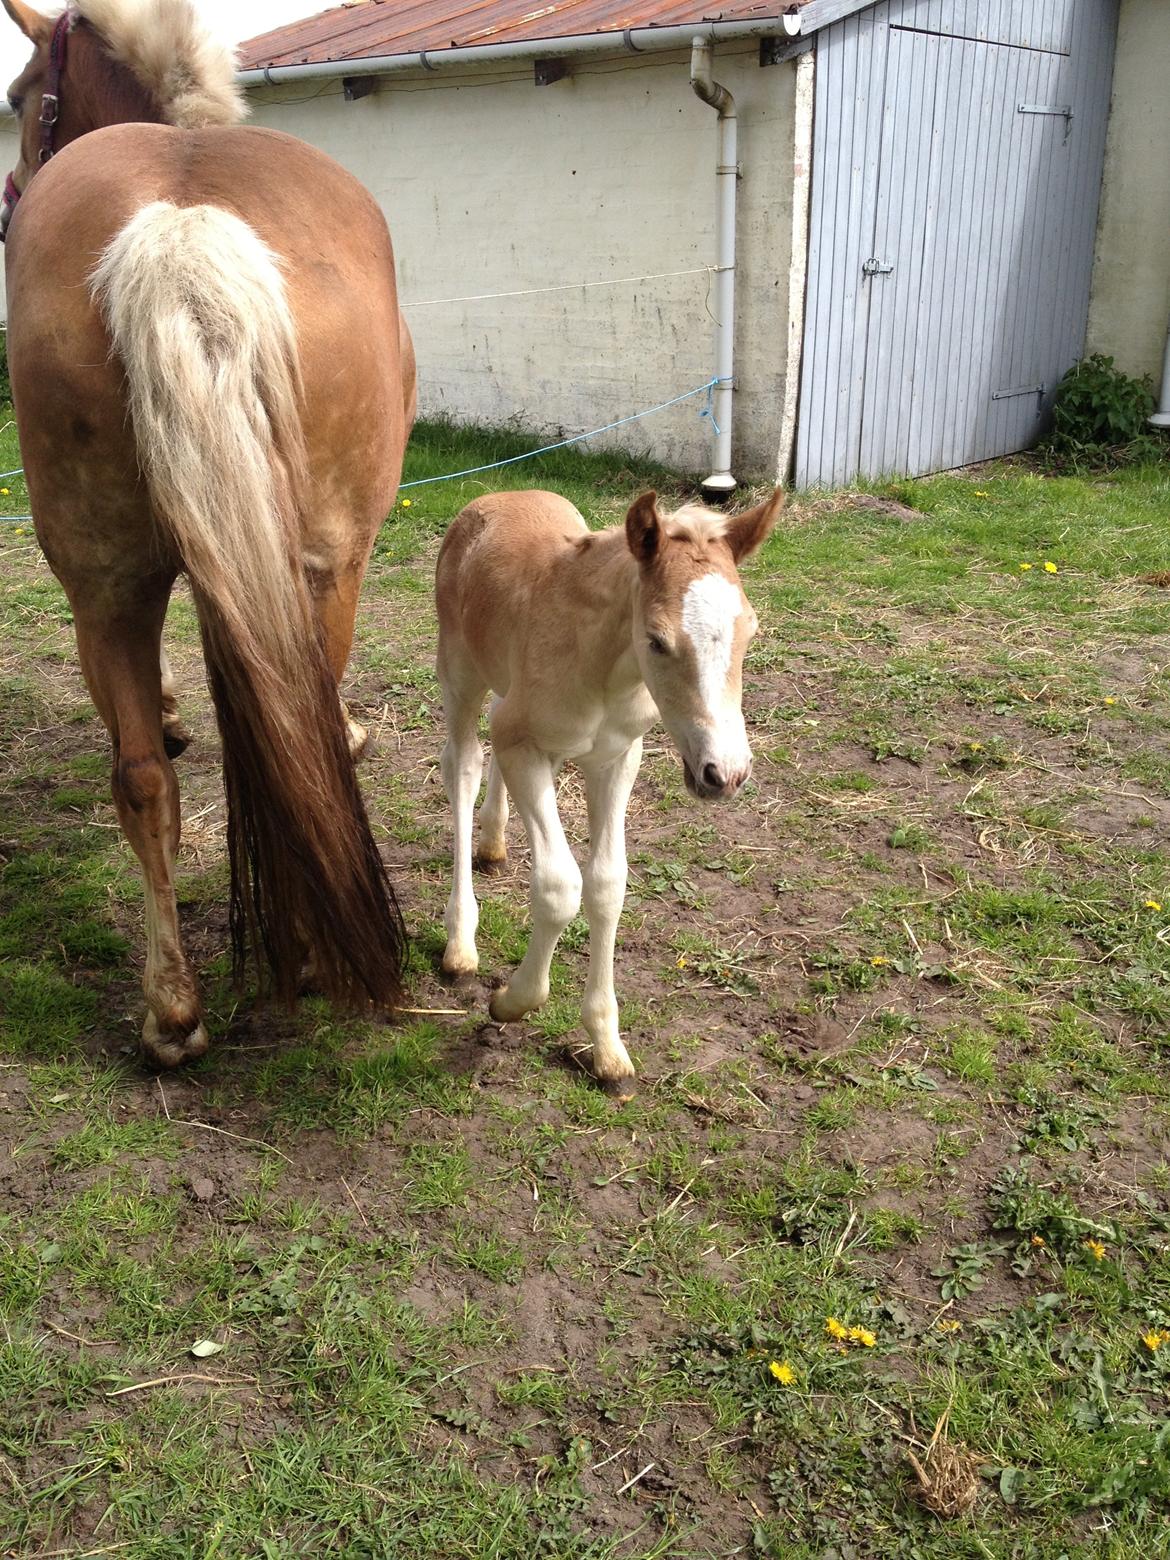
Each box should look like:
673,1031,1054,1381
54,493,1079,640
240,0,801,70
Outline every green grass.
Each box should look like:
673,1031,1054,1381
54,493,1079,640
2,418,1170,1555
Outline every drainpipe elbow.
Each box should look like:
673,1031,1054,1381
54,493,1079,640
690,37,734,117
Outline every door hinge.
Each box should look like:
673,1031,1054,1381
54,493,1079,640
862,257,894,276
992,382,1046,407
1018,102,1073,141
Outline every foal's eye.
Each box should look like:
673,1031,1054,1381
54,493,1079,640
8,95,23,116
647,634,668,656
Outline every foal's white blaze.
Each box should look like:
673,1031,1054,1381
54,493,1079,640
681,573,739,708
679,572,752,791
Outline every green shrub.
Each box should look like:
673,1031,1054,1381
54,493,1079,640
1048,353,1156,459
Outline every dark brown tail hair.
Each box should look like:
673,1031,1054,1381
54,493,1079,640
92,200,407,1007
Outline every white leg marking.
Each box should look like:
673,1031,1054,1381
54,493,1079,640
489,745,581,1022
440,690,484,976
580,740,642,1090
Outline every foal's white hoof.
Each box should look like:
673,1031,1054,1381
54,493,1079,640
489,984,534,1024
598,1071,637,1103
345,717,369,761
441,945,479,980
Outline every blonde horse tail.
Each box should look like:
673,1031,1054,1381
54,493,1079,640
91,200,407,1009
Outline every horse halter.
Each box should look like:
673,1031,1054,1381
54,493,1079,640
1,11,72,241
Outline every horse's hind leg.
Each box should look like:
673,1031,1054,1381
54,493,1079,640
74,593,206,1068
304,536,377,760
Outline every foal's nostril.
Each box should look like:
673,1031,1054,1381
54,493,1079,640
702,762,726,792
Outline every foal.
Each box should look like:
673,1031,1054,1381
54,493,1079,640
436,487,783,1098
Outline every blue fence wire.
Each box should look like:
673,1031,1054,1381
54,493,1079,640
397,377,719,490
0,376,723,523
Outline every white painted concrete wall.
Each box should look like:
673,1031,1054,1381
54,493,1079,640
1086,0,1170,384
247,45,799,477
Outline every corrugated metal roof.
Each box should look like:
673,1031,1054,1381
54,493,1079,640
239,0,806,71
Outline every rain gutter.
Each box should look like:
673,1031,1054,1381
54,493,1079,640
237,15,803,87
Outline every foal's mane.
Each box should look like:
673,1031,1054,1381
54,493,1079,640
74,0,246,128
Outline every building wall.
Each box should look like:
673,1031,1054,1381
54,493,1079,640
247,45,800,477
1086,0,1170,383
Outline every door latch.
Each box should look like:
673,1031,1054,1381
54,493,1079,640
862,257,894,276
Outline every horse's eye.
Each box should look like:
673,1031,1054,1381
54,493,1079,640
647,634,668,656
8,95,23,115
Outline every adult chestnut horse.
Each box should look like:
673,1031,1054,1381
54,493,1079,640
2,0,415,1065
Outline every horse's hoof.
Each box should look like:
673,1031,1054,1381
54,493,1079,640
142,1013,209,1069
475,851,507,876
599,1073,637,1103
163,722,192,759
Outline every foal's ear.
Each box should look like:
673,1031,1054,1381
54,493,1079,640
0,0,52,45
625,491,661,564
724,486,786,563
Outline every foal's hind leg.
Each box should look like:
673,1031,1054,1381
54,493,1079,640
159,645,192,759
74,594,207,1067
439,673,488,977
489,742,582,1024
476,740,510,873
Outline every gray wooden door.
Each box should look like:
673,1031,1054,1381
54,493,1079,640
796,0,1118,487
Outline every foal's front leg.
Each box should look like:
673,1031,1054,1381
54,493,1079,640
580,741,642,1099
489,744,582,1023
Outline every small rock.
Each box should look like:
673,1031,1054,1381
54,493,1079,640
189,1176,216,1203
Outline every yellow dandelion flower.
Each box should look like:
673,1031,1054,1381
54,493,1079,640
14,527,25,535
769,1360,796,1385
401,498,413,507
1018,562,1033,572
1141,1330,1163,1352
825,1317,849,1340
1104,697,1116,707
1043,561,1058,574
973,490,989,498
968,741,983,752
936,1318,962,1334
675,954,686,969
1083,1238,1106,1263
1030,1233,1046,1248
1144,900,1163,913
1,487,9,495
848,1326,877,1348
870,956,888,967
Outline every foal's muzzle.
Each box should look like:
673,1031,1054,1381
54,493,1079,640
0,174,20,243
683,756,750,801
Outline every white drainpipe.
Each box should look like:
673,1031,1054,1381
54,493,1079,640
690,39,738,500
1151,319,1170,429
